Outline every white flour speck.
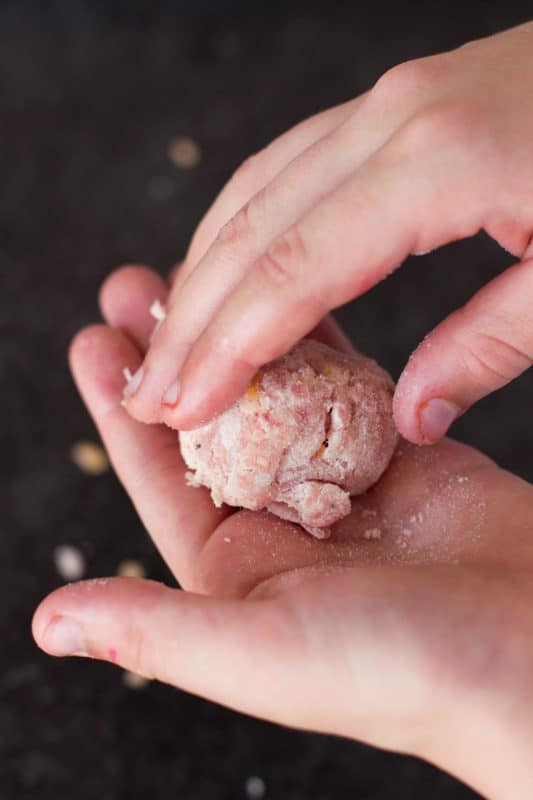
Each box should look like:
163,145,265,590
245,776,266,799
53,545,86,582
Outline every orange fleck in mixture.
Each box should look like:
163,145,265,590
245,370,263,401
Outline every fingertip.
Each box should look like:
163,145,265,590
31,596,48,650
31,582,76,653
392,366,429,446
98,264,154,316
165,360,254,431
32,578,169,659
393,369,462,446
68,323,128,376
69,324,142,418
99,264,169,351
68,324,111,374
392,403,423,445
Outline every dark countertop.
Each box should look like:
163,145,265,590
3,2,533,798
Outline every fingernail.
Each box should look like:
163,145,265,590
419,398,460,443
123,365,144,397
42,615,88,657
162,379,180,406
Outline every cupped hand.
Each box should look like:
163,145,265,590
121,21,533,446
34,266,533,799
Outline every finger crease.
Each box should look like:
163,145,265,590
463,332,533,384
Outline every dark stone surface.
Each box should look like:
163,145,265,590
3,1,533,797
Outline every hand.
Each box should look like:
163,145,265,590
120,21,533,446
33,265,533,800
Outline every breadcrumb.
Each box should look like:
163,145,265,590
70,440,109,475
122,671,150,690
168,136,202,169
117,559,146,579
54,545,86,582
245,776,266,799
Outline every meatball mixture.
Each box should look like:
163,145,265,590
179,339,398,538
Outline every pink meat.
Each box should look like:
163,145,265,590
179,339,398,538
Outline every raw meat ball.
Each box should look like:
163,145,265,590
179,339,398,538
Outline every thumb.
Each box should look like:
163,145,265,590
31,577,330,730
31,570,453,750
394,257,533,444
32,570,487,783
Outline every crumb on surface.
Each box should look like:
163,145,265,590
54,545,86,582
70,440,110,475
168,136,202,169
117,559,146,579
245,776,266,799
363,528,382,540
122,671,151,690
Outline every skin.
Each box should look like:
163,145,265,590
32,266,533,800
119,21,533,444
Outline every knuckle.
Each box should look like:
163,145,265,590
216,203,254,251
127,625,156,680
395,100,489,157
257,226,309,288
373,55,445,99
460,329,532,386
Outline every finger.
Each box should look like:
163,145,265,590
31,571,446,751
160,120,487,428
102,262,355,405
168,96,365,299
69,325,229,586
99,265,168,352
126,90,410,424
127,107,370,421
393,257,533,444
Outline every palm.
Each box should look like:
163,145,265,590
190,437,512,600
